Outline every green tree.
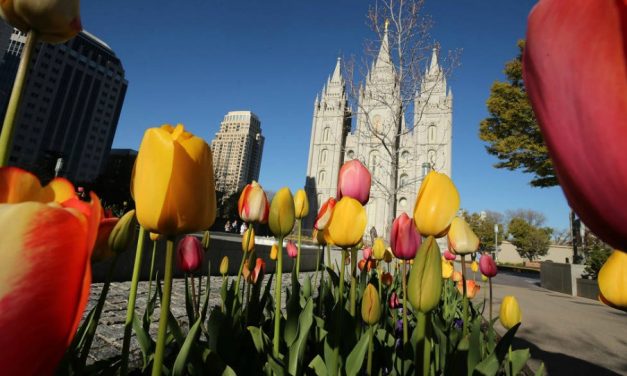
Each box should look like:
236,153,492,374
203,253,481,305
582,233,611,279
462,210,505,254
479,40,557,187
507,212,553,262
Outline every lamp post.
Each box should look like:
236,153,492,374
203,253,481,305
54,157,63,177
421,162,431,179
494,223,499,263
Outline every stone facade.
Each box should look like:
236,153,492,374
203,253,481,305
305,29,452,240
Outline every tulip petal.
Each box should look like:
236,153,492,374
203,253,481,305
41,177,77,203
523,0,627,250
0,167,43,203
0,202,91,375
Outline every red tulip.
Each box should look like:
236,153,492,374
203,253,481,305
286,240,298,259
390,213,421,260
479,254,498,278
381,272,393,287
337,160,371,205
238,181,270,224
0,167,101,376
363,247,373,260
443,249,456,261
250,258,266,284
358,259,367,271
314,197,336,230
523,0,627,251
389,292,400,309
176,235,203,273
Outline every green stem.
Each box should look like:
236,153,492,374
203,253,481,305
147,240,158,304
120,226,145,375
350,248,357,317
152,238,175,376
273,236,284,357
314,245,322,291
339,249,346,309
0,30,37,166
461,256,469,337
78,255,118,372
366,326,374,376
190,272,198,319
402,261,408,344
489,277,493,323
326,243,331,270
415,311,431,376
296,219,302,275
235,227,253,296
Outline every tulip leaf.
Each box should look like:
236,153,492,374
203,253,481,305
467,317,482,375
345,328,370,376
288,298,314,375
284,275,302,346
473,354,499,376
309,355,328,376
207,307,227,352
507,348,530,376
184,275,195,325
200,263,211,323
266,355,286,376
172,317,202,376
323,338,339,376
534,362,545,376
248,326,271,354
133,313,155,366
325,266,340,289
167,311,185,345
303,274,312,299
474,323,520,375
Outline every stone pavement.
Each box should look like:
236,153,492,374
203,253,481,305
484,281,627,376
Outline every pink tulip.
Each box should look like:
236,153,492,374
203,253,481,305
443,249,456,261
363,247,373,260
390,213,421,260
479,254,498,278
523,0,627,251
286,241,298,259
337,160,371,205
314,197,336,230
176,236,203,273
389,292,400,309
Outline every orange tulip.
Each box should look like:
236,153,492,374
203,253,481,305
0,167,101,375
314,197,336,230
457,279,481,299
238,181,270,223
250,258,266,284
451,271,462,282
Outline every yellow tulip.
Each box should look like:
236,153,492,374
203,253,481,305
268,187,295,237
108,210,137,255
470,260,479,273
219,256,229,275
448,217,480,255
442,260,453,279
413,171,460,237
361,283,381,325
312,229,326,246
149,232,163,241
407,236,442,313
270,243,279,260
372,237,386,260
0,0,82,44
132,124,216,236
201,230,210,251
327,197,366,248
293,189,309,219
242,227,255,252
499,295,522,329
481,274,488,282
598,250,627,310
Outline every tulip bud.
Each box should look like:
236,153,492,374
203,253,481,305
441,260,453,279
0,0,82,44
286,241,298,259
383,248,393,263
598,250,627,310
337,160,371,205
327,197,367,248
293,189,309,219
499,295,522,329
457,279,480,299
470,261,479,273
413,171,460,237
238,181,270,223
452,271,462,282
242,227,255,252
361,283,381,325
91,218,119,262
270,243,279,260
268,187,295,237
407,236,442,313
250,258,265,284
242,260,251,281
390,213,421,260
389,292,400,309
358,259,366,271
381,272,393,287
314,197,336,230
363,247,372,260
201,230,210,251
479,254,498,278
220,256,229,275
150,232,163,241
312,228,326,246
443,249,456,261
372,237,386,260
176,235,203,273
108,209,137,255
481,274,488,282
448,217,480,255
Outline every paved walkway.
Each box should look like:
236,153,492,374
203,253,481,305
484,280,627,375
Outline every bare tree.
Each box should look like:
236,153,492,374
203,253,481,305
341,0,460,230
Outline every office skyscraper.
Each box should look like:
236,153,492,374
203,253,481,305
0,22,128,183
211,111,264,197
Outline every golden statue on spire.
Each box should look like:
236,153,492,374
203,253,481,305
384,19,390,32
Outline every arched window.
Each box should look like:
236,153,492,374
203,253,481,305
369,150,379,175
319,149,328,164
323,127,330,142
317,194,323,207
399,197,407,208
428,125,437,143
318,170,326,185
346,150,355,160
401,150,410,161
400,173,408,188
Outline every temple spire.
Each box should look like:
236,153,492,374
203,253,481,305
428,47,439,74
375,20,391,68
330,57,342,83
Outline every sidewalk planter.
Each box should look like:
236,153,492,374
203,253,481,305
540,262,585,296
576,278,600,300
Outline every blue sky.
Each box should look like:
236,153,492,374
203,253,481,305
81,0,570,231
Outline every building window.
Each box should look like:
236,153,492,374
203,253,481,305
346,150,354,160
319,149,328,164
428,125,436,143
427,149,436,167
323,127,330,142
318,170,326,185
399,197,407,208
369,150,379,175
400,173,408,188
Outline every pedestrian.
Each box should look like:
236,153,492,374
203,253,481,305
224,220,231,233
240,222,247,234
232,220,238,233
